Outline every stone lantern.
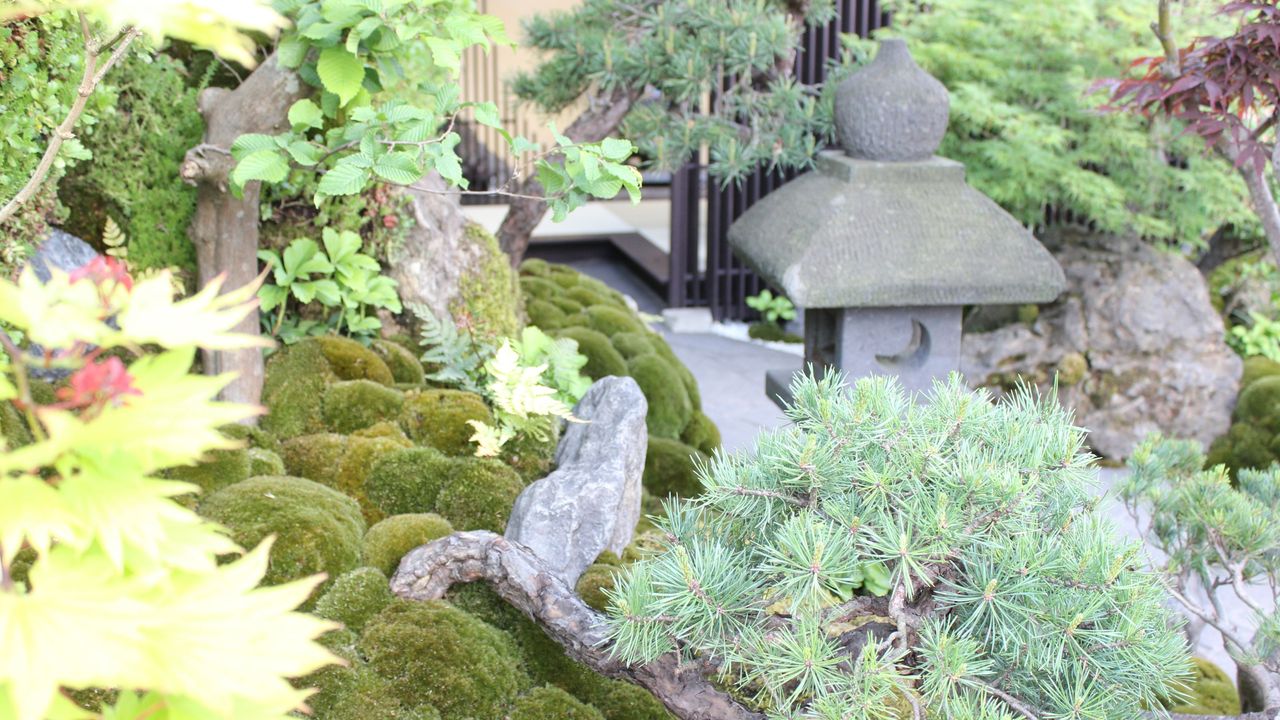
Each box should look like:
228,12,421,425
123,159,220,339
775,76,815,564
727,38,1065,405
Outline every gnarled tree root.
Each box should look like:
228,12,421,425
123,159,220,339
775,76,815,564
389,530,1278,720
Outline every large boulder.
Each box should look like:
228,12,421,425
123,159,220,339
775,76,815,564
963,232,1240,459
504,376,648,586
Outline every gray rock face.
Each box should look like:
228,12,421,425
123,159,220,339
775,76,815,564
505,376,648,586
963,232,1241,459
29,228,99,282
835,38,950,162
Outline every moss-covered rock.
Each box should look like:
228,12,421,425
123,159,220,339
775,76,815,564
281,433,410,523
580,305,646,338
510,686,606,720
526,298,567,329
574,563,618,613
1164,657,1241,715
261,340,339,439
627,354,693,439
372,338,426,385
360,600,530,720
435,459,525,533
314,335,396,386
680,411,721,456
323,380,406,434
643,438,707,498
248,447,286,476
314,566,394,634
557,327,628,380
198,476,365,606
454,223,522,339
398,389,492,455
366,446,460,517
610,331,656,360
362,513,455,576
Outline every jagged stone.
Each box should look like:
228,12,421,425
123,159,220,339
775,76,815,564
504,376,648,585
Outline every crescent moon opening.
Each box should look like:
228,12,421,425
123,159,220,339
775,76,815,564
875,318,930,371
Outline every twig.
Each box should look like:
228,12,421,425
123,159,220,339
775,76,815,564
1151,0,1181,80
0,19,141,224
979,680,1043,720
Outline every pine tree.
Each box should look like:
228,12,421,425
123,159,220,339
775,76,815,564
600,373,1192,719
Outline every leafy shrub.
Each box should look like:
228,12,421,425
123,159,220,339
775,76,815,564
604,373,1190,717
1229,311,1280,363
362,513,455,576
199,475,366,606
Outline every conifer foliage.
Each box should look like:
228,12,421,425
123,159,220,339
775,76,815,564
602,373,1191,719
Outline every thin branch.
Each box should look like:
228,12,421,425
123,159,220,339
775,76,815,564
0,22,141,224
1152,0,1182,79
978,680,1043,720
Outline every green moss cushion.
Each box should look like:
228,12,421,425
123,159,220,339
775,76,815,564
322,667,442,720
574,563,618,613
281,434,411,523
520,258,552,277
610,331,656,360
371,338,426,385
261,340,339,439
643,438,708,498
566,286,611,309
680,411,722,456
648,335,700,410
323,380,406,434
313,566,394,634
510,686,605,720
580,305,646,337
551,296,585,314
314,335,396,386
454,222,522,339
399,389,493,455
360,600,530,720
167,444,251,496
366,446,460,517
520,275,562,301
500,428,559,483
198,476,365,606
526,298,567,329
627,353,693,439
557,327,628,380
362,513,455,576
1164,657,1241,715
435,459,525,533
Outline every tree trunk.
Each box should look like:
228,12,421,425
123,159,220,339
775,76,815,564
392,531,1278,720
496,85,641,267
385,174,470,324
181,54,307,405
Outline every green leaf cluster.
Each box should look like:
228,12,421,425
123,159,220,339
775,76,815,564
516,0,841,183
858,0,1258,249
745,290,796,326
259,228,402,344
604,372,1191,719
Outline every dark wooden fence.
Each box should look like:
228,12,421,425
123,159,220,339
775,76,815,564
668,0,891,320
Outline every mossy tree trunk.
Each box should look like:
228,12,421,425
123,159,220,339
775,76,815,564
181,54,307,405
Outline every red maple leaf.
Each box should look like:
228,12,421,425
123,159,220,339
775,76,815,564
69,256,133,292
57,357,142,411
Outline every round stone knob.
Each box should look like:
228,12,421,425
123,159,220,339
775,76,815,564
835,38,950,162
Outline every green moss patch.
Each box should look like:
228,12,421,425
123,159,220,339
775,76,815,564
261,340,339,439
510,686,605,720
366,446,460,517
362,513,455,576
281,433,410,523
398,388,492,455
314,566,394,634
323,380,406,434
680,411,722,456
643,438,707,499
371,338,426,385
556,327,628,379
435,459,525,533
627,354,693,440
315,336,396,386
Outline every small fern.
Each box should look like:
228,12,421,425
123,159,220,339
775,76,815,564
102,217,128,259
411,303,491,394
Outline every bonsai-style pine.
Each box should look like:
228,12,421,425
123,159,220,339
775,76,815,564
392,373,1192,720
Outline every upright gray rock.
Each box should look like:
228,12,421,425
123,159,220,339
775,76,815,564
963,231,1241,458
505,376,648,586
28,228,99,282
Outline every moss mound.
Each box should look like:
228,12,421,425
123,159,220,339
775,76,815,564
322,667,442,720
575,563,617,613
371,338,426,385
248,447,286,476
434,459,525,533
167,443,251,496
500,428,558,483
1164,657,1241,715
610,331,656,360
323,380,406,434
314,566,394,634
1207,373,1280,477
399,389,492,455
1241,355,1280,388
261,340,339,439
526,298,567,329
642,438,707,498
510,686,605,720
627,354,693,440
352,421,412,443
360,600,529,720
198,476,365,605
680,410,722,456
314,335,396,385
580,305,646,337
520,258,552,277
281,433,410,523
366,446,459,517
557,327,628,379
362,513,455,576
